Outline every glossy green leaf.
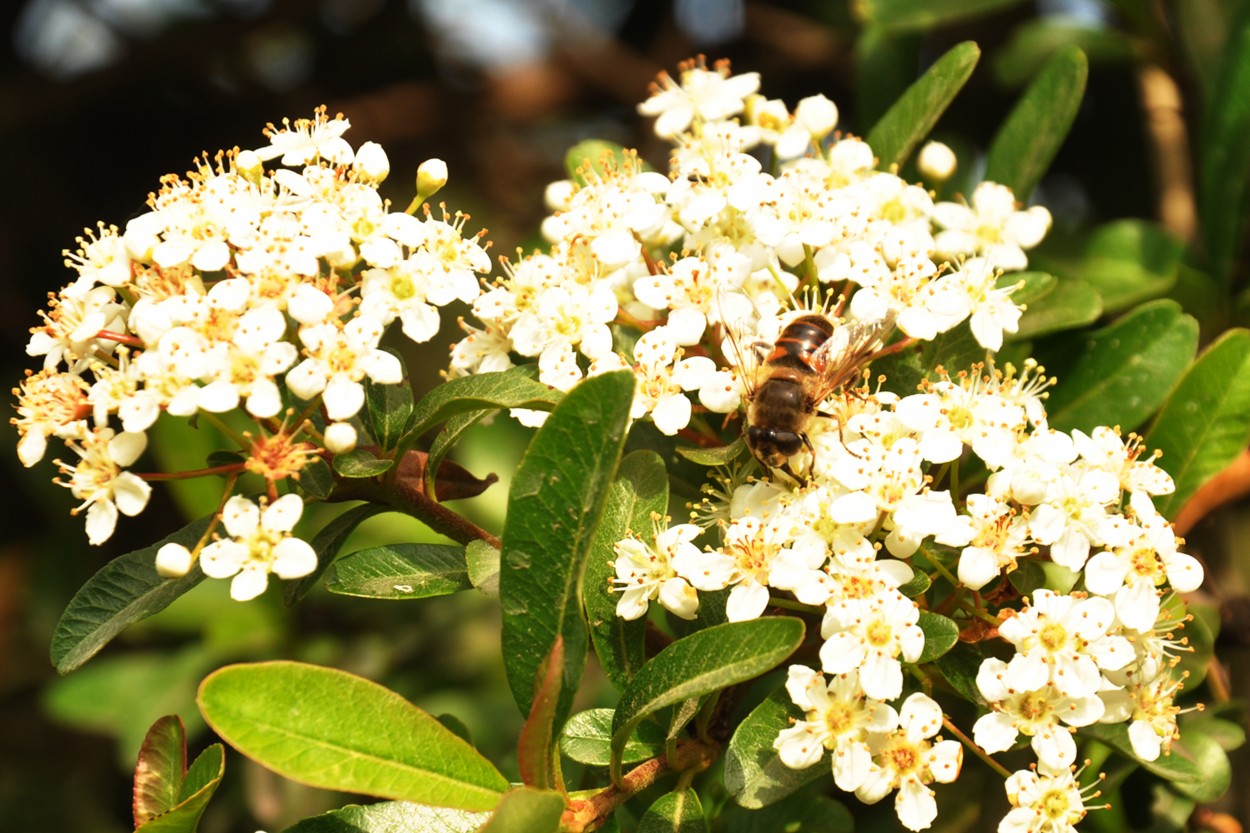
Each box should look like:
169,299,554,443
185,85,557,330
896,570,932,598
915,611,959,664
866,41,980,170
134,744,225,833
994,19,1137,87
197,661,509,810
1007,558,1047,598
476,788,565,833
285,504,389,606
297,457,334,501
565,140,647,186
466,540,501,598
560,709,666,766
1078,220,1184,313
1045,301,1198,434
1083,721,1230,803
725,794,853,833
1011,279,1102,340
638,790,708,833
985,45,1088,199
585,450,668,690
427,409,489,498
857,0,1026,32
932,643,986,707
675,438,747,466
1200,3,1250,284
364,370,415,452
324,544,470,600
610,618,804,783
724,689,827,809
407,366,562,441
1145,329,1250,519
281,801,490,833
1001,271,1057,306
517,638,564,791
855,26,922,131
501,371,635,725
51,516,212,674
332,448,394,478
133,715,187,825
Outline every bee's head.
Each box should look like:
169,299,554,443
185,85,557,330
746,425,804,468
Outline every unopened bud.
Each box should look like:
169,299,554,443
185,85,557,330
353,141,390,183
918,141,957,182
794,94,838,140
544,179,576,211
324,421,358,455
155,542,193,578
235,149,264,180
417,158,448,198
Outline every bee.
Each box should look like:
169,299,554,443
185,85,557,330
736,312,894,472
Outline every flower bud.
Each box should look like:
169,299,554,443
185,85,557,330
353,141,390,183
918,141,957,182
416,158,448,200
155,542,193,578
794,94,838,140
235,148,264,180
324,421,358,455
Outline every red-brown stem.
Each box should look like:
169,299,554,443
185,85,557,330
332,479,501,549
95,329,143,347
135,462,247,481
561,740,717,832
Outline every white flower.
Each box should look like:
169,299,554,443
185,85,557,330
673,514,785,622
638,62,761,138
774,666,891,791
820,588,924,701
932,181,1051,271
200,494,317,601
997,590,1133,698
926,257,1022,350
949,494,1033,591
1098,669,1186,761
1000,760,1098,833
286,315,402,421
255,109,354,166
618,327,718,436
55,428,151,545
611,520,701,620
854,693,963,832
1072,427,1174,497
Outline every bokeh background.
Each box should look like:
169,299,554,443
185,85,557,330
1,1,1246,831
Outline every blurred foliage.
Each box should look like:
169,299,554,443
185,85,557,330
4,0,1250,831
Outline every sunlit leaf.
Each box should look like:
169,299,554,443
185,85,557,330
281,801,489,833
560,709,666,766
915,611,959,664
724,689,827,809
324,544,469,599
407,367,562,442
638,790,708,833
1011,279,1102,340
133,744,225,833
133,715,187,825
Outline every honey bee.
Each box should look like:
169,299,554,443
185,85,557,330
736,312,895,472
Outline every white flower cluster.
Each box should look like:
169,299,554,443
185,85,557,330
13,109,489,599
491,59,1203,831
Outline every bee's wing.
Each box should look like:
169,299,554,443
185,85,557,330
809,314,897,398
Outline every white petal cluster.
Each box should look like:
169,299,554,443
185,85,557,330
16,109,486,553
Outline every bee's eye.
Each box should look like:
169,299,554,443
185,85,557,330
772,431,804,456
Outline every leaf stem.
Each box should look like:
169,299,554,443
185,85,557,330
330,478,501,548
135,462,247,481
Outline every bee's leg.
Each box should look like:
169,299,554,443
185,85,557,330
801,433,815,458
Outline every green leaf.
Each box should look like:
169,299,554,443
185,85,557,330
285,504,389,606
51,516,212,674
994,19,1137,87
1011,279,1102,340
866,41,980,170
427,409,490,498
1145,329,1250,519
1007,558,1047,598
984,45,1089,199
585,451,668,691
133,715,187,825
1045,300,1198,434
1078,221,1184,313
932,643,987,707
297,457,335,501
724,689,827,809
725,794,853,833
565,140,647,185
197,661,509,810
1200,4,1250,284
1002,271,1058,306
560,709,666,766
610,618,804,783
476,788,565,833
915,611,959,664
896,570,931,598
501,371,635,724
638,790,708,833
517,638,564,791
281,801,490,833
324,544,470,600
333,448,395,478
364,371,414,452
857,0,1026,32
466,540,501,598
1083,721,1230,803
855,26,922,131
408,366,562,441
675,438,747,466
134,744,225,833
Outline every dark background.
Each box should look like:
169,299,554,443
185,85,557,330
0,1,1238,831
